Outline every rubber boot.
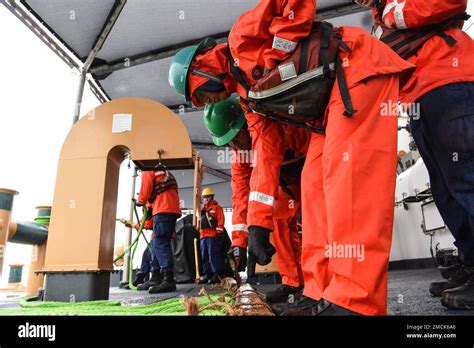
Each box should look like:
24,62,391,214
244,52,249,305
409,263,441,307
132,272,149,287
441,266,474,310
137,270,162,291
429,264,472,297
149,271,177,294
266,284,303,303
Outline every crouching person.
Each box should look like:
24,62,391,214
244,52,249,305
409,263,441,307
168,0,414,315
203,97,308,301
136,168,181,293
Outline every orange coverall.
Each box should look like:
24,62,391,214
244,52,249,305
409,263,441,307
188,0,413,314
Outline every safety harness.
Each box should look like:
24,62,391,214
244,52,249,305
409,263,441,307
201,203,218,230
147,170,178,204
227,21,356,134
375,12,469,58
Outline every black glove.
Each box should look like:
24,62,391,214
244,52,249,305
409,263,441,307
248,226,276,266
227,246,247,272
133,198,144,207
247,252,257,278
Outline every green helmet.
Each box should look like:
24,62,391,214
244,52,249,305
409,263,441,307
204,96,246,146
168,37,217,104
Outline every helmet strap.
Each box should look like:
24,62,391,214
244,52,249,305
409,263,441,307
192,69,225,84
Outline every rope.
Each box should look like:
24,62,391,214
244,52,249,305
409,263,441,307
0,295,226,316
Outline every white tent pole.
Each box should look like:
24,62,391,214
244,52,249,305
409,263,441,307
122,165,138,285
72,70,86,125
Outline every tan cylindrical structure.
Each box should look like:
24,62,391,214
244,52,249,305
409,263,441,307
42,98,194,302
0,188,19,278
26,244,47,295
26,206,51,296
44,97,193,273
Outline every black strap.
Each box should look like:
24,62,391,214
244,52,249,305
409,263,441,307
263,110,326,134
298,36,310,75
280,181,296,200
328,26,354,117
382,28,409,44
335,54,356,117
333,34,352,54
437,30,457,46
226,45,251,93
385,12,468,51
320,23,331,75
390,26,433,51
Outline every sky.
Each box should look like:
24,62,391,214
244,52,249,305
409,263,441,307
0,2,473,285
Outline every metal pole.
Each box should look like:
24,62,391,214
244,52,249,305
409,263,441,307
192,155,203,228
72,70,86,125
122,165,138,284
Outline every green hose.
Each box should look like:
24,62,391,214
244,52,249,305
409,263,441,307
114,204,153,290
34,216,51,226
128,205,148,290
114,205,152,260
113,225,145,263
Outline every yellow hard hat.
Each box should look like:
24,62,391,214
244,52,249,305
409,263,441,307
201,187,216,197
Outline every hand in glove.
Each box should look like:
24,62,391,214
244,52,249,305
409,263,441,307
227,246,247,272
247,252,257,278
248,226,276,266
132,198,144,207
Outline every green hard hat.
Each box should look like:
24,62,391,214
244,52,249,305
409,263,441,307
204,96,246,146
168,37,217,104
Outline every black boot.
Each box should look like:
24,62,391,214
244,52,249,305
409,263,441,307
270,290,305,315
208,273,221,285
198,274,211,284
429,264,472,297
280,294,320,316
281,297,361,316
266,284,303,303
439,263,462,280
149,271,177,294
441,266,474,310
132,272,148,287
313,299,362,316
137,271,162,291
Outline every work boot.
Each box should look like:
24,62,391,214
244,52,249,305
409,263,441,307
208,273,221,285
149,271,177,294
429,264,472,297
266,284,303,303
282,297,361,316
312,299,362,316
439,263,462,280
198,274,211,284
137,271,162,291
441,266,474,310
280,294,320,316
132,272,149,287
270,290,305,315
